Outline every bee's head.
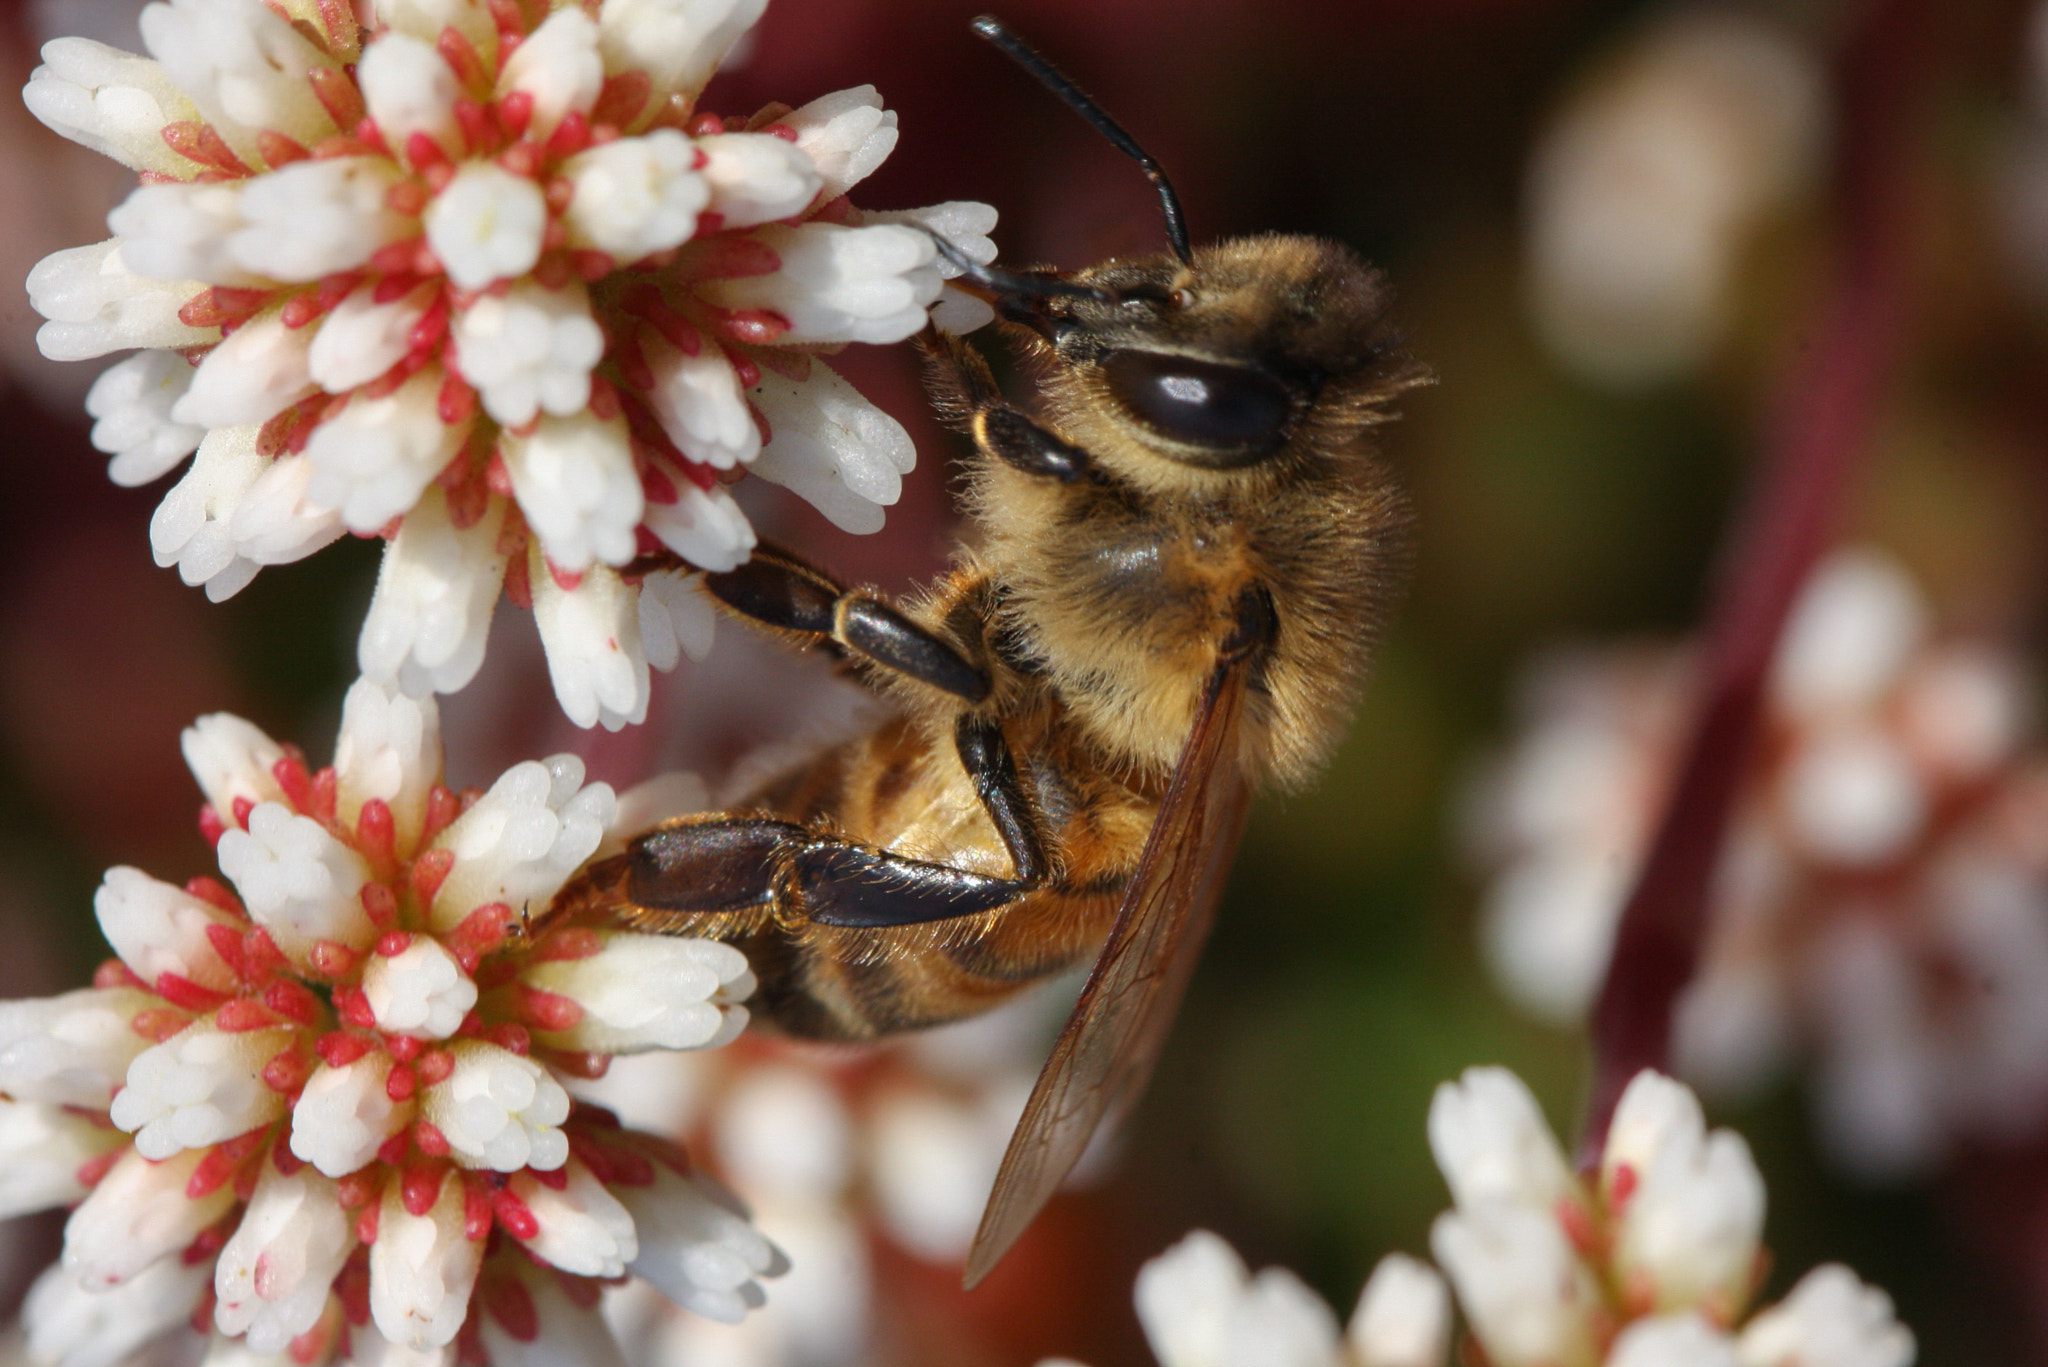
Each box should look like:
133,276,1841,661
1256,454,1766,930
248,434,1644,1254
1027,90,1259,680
1017,237,1405,471
945,20,1419,479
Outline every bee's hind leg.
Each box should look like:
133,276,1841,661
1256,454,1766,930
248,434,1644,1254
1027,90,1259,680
785,710,1052,929
609,813,1030,932
605,711,1052,932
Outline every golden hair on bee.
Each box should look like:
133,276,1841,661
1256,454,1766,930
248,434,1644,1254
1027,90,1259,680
544,13,1428,1287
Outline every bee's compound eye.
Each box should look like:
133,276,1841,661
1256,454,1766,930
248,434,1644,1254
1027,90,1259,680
1101,350,1294,456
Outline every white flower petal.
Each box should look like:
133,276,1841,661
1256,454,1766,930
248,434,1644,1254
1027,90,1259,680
621,1164,781,1323
308,285,435,393
1776,726,1925,867
334,677,444,849
1611,1314,1739,1367
139,0,339,158
637,567,720,670
1346,1253,1451,1367
62,1145,237,1291
358,488,509,698
215,801,375,961
596,0,767,102
868,1088,1012,1266
500,412,643,570
867,201,1000,272
1608,1094,1771,1311
291,1056,410,1177
783,85,898,201
363,937,478,1040
370,1175,484,1349
425,162,548,291
1134,1231,1252,1367
1736,1265,1915,1367
378,0,497,51
94,865,242,991
524,933,751,1053
1225,1270,1346,1367
1429,1202,1600,1367
25,1254,212,1367
643,336,757,469
150,422,268,597
431,752,616,925
1426,1066,1576,1213
0,986,159,1109
1771,548,1928,717
699,221,940,345
698,132,820,228
0,1099,128,1221
231,158,409,281
711,1064,851,1202
30,240,214,360
111,1021,294,1158
530,561,653,729
214,1165,357,1352
422,1041,571,1171
231,452,347,566
171,311,319,429
183,709,287,819
563,130,710,259
510,1161,638,1277
452,281,604,426
745,357,912,534
108,179,255,286
356,31,462,161
344,1328,456,1367
867,201,1001,335
305,366,466,533
497,6,603,138
86,351,206,486
26,38,200,174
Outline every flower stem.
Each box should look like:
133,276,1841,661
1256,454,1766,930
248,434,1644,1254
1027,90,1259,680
1579,0,1945,1159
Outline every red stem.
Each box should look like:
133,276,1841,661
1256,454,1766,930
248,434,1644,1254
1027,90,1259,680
1578,0,1941,1158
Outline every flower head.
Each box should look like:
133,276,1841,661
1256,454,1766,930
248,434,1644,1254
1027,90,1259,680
1041,1068,1913,1367
1,678,771,1366
27,0,997,728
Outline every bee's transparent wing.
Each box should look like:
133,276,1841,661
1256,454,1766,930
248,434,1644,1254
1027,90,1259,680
963,655,1252,1288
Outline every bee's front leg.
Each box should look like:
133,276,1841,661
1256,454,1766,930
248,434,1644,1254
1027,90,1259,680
686,546,991,702
922,330,1103,484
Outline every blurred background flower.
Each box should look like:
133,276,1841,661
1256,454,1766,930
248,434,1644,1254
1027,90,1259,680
1464,544,2048,1182
5,0,2048,1363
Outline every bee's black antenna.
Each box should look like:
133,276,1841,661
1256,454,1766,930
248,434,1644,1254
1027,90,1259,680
971,15,1193,266
922,229,1115,303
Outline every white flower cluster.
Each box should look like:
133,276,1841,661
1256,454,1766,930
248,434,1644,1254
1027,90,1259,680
0,678,770,1367
1043,1068,1914,1367
26,0,998,728
1465,546,2048,1179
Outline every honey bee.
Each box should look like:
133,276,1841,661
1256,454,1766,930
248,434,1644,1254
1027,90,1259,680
546,15,1427,1285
